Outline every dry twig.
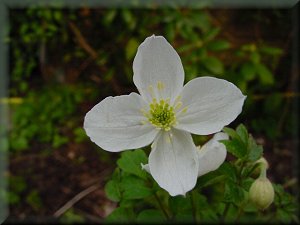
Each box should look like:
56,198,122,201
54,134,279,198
53,183,101,218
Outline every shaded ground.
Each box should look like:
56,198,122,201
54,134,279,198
8,141,118,223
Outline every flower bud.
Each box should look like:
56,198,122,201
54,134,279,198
252,157,269,177
256,157,269,169
249,177,274,210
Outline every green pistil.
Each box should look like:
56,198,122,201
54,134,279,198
147,99,176,131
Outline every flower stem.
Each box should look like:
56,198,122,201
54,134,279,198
154,192,170,220
189,191,198,223
222,202,230,222
235,202,246,223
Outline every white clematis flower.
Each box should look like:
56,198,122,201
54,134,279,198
142,132,229,178
84,35,246,196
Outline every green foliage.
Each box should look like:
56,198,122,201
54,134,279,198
273,184,299,224
26,190,42,211
117,150,148,180
104,124,298,224
222,124,263,161
137,209,166,224
8,176,44,211
8,176,27,205
9,85,86,152
9,7,291,140
60,209,85,224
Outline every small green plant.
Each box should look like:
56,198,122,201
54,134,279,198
9,85,86,152
104,124,298,224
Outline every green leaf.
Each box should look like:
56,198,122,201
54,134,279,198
236,124,248,145
241,177,255,191
202,27,220,41
121,176,152,200
8,192,20,205
117,149,148,179
105,180,122,202
222,127,239,140
60,209,85,224
126,38,139,60
200,208,218,222
219,162,237,181
247,135,263,162
224,180,245,203
277,209,293,223
250,52,261,64
255,63,274,85
137,209,165,224
260,46,283,56
197,173,227,188
191,12,210,32
193,192,208,210
207,40,231,51
221,139,247,159
103,10,117,26
52,134,68,148
10,175,27,193
73,127,87,143
201,56,224,75
26,190,42,211
121,9,135,30
105,207,135,223
240,62,256,81
169,195,192,214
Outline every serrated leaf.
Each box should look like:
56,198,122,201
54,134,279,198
224,180,245,203
105,180,121,202
221,139,247,159
137,209,165,223
247,135,263,162
236,124,248,145
121,176,152,200
219,162,237,181
207,40,231,51
222,127,239,140
117,149,148,179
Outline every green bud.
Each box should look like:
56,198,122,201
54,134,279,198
249,177,274,210
256,157,269,168
252,157,269,177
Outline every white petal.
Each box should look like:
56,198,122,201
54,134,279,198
175,77,246,135
149,129,198,196
197,132,228,177
133,35,184,103
84,93,159,152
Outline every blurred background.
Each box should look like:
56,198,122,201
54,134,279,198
1,3,298,223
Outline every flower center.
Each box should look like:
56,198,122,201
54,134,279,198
147,99,176,131
140,81,187,131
